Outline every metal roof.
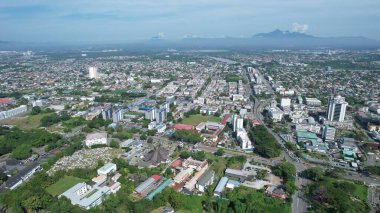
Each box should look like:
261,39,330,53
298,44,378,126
214,177,228,193
197,169,215,186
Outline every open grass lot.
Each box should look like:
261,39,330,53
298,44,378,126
0,113,51,129
181,114,221,126
46,176,86,197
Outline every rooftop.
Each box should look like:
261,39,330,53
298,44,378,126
297,131,318,139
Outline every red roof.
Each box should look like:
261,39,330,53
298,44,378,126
171,182,183,191
174,124,193,130
151,174,161,182
222,114,231,125
0,98,13,104
252,119,261,126
170,159,182,168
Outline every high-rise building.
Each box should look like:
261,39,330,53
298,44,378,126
89,67,98,79
327,95,347,122
145,108,156,121
236,128,253,152
233,115,243,132
102,105,113,120
155,108,167,123
112,108,124,123
322,125,336,142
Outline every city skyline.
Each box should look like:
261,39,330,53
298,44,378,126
1,0,380,43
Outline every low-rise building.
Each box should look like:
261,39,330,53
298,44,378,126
4,162,40,190
196,169,215,192
0,105,28,120
97,163,117,175
60,182,112,209
214,177,228,197
225,168,248,182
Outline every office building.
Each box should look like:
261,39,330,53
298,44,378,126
327,95,347,122
322,125,336,142
89,67,98,79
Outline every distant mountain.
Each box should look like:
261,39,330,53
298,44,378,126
1,31,380,51
254,29,314,38
180,30,380,49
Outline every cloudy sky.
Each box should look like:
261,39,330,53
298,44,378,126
0,0,379,43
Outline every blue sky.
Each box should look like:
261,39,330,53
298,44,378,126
0,0,379,43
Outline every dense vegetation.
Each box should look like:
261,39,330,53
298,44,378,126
171,130,203,143
225,74,242,82
305,168,369,213
0,127,61,159
248,125,282,158
365,166,380,176
209,186,291,213
94,92,146,103
40,112,70,127
272,162,297,195
179,150,206,161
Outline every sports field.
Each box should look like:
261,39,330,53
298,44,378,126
46,176,86,196
181,114,221,126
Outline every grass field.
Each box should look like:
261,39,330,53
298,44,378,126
46,176,86,196
0,113,51,129
181,114,221,126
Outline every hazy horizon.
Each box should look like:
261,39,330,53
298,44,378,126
1,0,380,43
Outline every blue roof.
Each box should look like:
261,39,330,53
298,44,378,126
227,179,240,186
146,178,172,200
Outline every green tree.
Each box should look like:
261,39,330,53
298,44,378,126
302,167,324,181
140,133,147,140
22,196,42,211
12,144,32,160
31,106,42,115
110,140,120,148
215,148,225,156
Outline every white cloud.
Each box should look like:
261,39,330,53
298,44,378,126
292,22,309,33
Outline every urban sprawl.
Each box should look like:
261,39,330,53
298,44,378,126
0,49,379,213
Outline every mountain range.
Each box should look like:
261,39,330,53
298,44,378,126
1,30,380,50
179,30,380,49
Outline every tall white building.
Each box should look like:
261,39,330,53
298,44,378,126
145,108,156,121
233,115,243,132
236,128,253,152
112,108,123,123
89,67,98,79
327,95,347,122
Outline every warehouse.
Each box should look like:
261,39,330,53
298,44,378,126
214,177,228,197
